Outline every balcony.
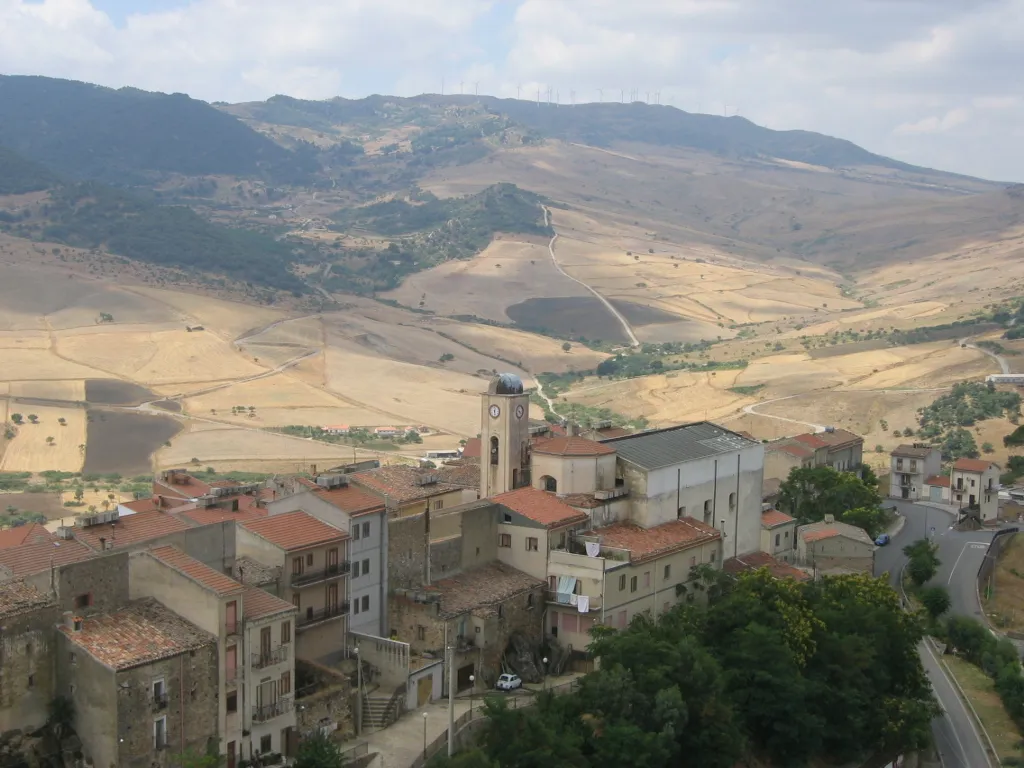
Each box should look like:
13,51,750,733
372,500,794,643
900,475,912,487
152,693,169,711
251,645,289,670
546,590,602,611
297,602,350,630
252,695,293,723
291,561,351,588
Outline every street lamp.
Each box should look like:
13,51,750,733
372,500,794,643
542,657,549,691
422,712,428,760
353,646,362,735
469,674,475,717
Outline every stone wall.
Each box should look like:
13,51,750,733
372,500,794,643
429,537,462,581
388,596,446,655
388,514,428,591
295,659,355,741
0,603,60,734
57,551,130,616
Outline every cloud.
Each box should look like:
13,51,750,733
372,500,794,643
0,0,1022,179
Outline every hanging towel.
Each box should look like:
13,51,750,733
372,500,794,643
585,541,600,558
569,593,578,606
577,595,590,613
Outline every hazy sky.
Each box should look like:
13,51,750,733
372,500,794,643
2,0,1022,180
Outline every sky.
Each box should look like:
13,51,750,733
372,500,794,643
2,0,1023,180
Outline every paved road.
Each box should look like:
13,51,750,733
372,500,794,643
742,394,828,433
959,336,1010,375
875,500,995,767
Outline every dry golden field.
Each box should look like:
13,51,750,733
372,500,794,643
8,380,86,401
432,321,607,374
0,404,86,472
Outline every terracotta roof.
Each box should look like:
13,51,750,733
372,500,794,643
147,545,244,596
802,528,838,543
595,426,633,439
734,430,757,441
177,500,268,527
0,578,53,618
313,484,386,516
549,424,568,437
771,442,815,460
954,458,998,473
233,556,280,587
351,465,463,504
493,487,589,529
926,475,951,488
724,552,810,582
793,429,862,449
761,509,795,527
73,509,191,552
433,462,480,490
242,510,346,551
243,586,296,620
208,480,242,489
461,437,481,459
60,598,215,670
799,520,875,546
891,445,935,459
0,523,51,550
590,517,721,563
154,472,212,499
0,536,95,577
559,493,609,509
532,436,616,457
119,498,159,514
426,562,544,619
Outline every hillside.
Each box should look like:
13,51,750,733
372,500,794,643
0,146,60,194
0,76,315,184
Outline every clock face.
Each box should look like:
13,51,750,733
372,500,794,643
515,404,525,419
489,404,501,419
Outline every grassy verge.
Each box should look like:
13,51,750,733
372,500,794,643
943,654,1023,762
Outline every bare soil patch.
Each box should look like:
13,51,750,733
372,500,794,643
506,297,629,344
0,491,65,519
84,379,157,406
83,408,182,475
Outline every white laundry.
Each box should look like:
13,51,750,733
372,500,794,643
585,541,600,558
577,595,590,613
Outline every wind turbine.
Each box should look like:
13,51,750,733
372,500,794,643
474,82,479,96
598,88,603,102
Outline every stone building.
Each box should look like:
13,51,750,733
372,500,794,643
57,598,219,768
0,580,59,734
764,428,864,482
351,465,468,518
797,518,876,575
759,508,797,563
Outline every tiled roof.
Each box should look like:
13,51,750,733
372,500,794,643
603,422,758,470
761,509,795,527
119,498,159,514
176,500,268,527
73,509,191,551
314,484,386,516
60,598,215,670
799,520,874,546
351,465,463,504
926,475,951,488
590,517,721,563
243,586,296,620
493,487,589,529
427,562,544,619
0,536,95,577
793,429,862,449
595,426,633,439
242,510,346,551
234,556,280,586
461,437,481,459
802,528,839,543
0,578,53,618
154,472,212,499
724,552,810,582
770,441,814,460
792,433,827,449
147,545,243,596
0,523,51,550
433,461,480,490
560,493,609,509
954,458,998,473
891,445,935,459
532,436,616,457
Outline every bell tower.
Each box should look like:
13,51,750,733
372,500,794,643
480,373,532,497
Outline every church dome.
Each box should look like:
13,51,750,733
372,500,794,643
488,373,524,395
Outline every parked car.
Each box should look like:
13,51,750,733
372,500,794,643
875,533,890,546
495,673,522,691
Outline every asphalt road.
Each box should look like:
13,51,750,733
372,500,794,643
875,500,995,768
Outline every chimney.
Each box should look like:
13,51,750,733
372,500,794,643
63,611,83,633
99,537,106,551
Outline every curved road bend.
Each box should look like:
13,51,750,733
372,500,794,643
876,500,996,768
542,206,640,348
959,336,1010,375
742,395,828,433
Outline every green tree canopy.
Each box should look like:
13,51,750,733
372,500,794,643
778,466,881,526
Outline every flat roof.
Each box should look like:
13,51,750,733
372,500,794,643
602,422,758,470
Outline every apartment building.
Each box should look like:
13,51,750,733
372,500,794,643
238,511,350,663
57,599,219,768
351,464,469,516
760,508,797,563
765,428,864,481
951,458,1001,522
888,445,942,501
797,518,876,575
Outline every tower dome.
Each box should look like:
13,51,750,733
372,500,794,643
487,373,524,395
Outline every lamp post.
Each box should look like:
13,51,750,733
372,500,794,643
469,674,476,718
422,712,428,761
354,646,362,735
542,657,549,691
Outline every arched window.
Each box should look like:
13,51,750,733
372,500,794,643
728,492,736,510
490,436,499,466
542,475,557,493
703,499,712,523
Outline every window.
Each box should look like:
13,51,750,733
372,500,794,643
417,625,426,641
354,600,360,615
703,499,712,522
503,512,512,523
362,558,370,576
291,593,301,610
281,621,291,644
775,533,780,546
69,652,77,666
306,553,314,566
618,574,626,591
433,500,443,511
543,475,557,493
971,478,976,487
630,575,637,593
710,551,716,563
226,691,238,713
728,492,736,510
153,679,165,706
260,734,272,754
618,610,627,628
527,594,534,608
361,595,369,612
75,593,92,609
785,531,789,540
896,459,904,471
292,557,304,575
154,716,167,749
280,671,291,695
353,524,361,541
498,534,511,548
643,571,650,588
677,505,686,519
663,564,671,580
490,436,500,466
362,522,370,538
27,675,34,690
526,537,539,551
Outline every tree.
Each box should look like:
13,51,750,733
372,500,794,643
11,413,23,424
172,743,224,768
941,427,979,460
45,436,55,446
27,414,38,424
562,342,572,353
919,586,951,619
904,538,940,586
58,417,67,426
778,465,881,525
982,442,995,454
841,506,887,539
294,730,346,768
439,352,455,363
74,488,84,502
404,429,423,444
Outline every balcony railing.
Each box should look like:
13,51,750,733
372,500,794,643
152,693,169,711
251,644,290,670
291,561,351,588
546,590,602,611
252,696,293,723
297,602,350,630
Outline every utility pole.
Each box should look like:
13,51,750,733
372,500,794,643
447,643,456,756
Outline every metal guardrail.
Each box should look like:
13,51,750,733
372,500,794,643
291,561,351,587
252,695,293,723
297,602,350,629
251,644,290,669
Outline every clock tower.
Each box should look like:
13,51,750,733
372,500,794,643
480,373,532,497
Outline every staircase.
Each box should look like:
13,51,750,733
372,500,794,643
362,684,406,730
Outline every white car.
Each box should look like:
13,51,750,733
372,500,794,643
495,673,522,691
